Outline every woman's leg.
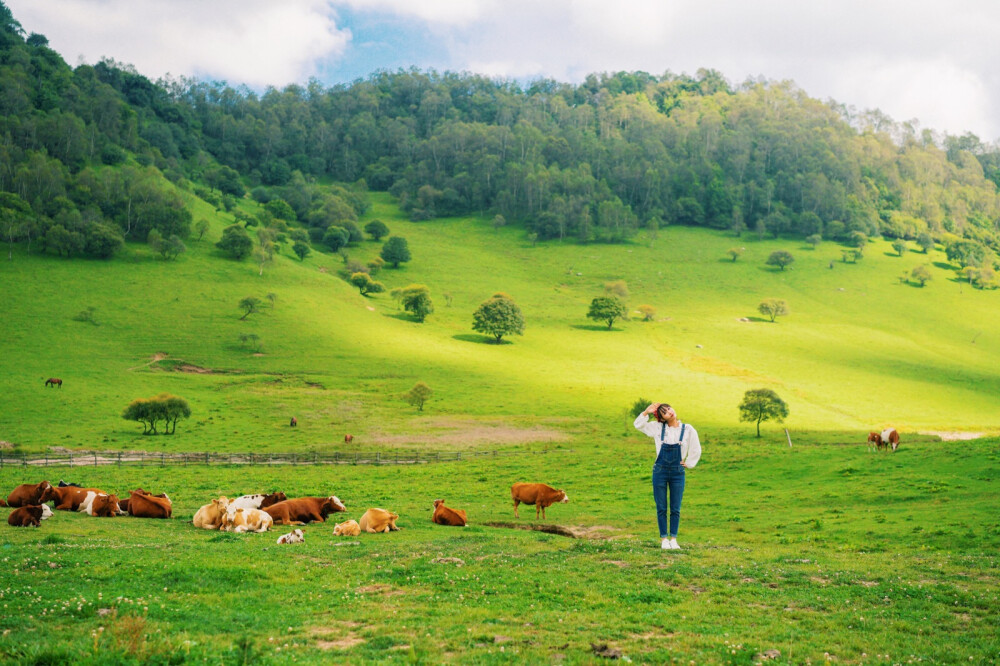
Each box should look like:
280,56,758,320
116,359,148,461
652,468,668,538
667,471,685,537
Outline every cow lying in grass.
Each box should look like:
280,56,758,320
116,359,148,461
276,529,304,544
223,508,272,533
432,499,467,526
193,497,230,530
359,508,399,533
43,485,116,512
333,520,361,536
127,490,172,519
8,504,54,527
264,496,346,525
510,482,569,520
228,492,286,512
6,480,53,507
78,491,121,517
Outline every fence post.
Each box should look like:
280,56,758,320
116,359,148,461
0,450,4,468
69,452,73,466
118,452,122,467
785,429,793,448
376,451,380,465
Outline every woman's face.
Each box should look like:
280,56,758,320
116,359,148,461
657,404,676,421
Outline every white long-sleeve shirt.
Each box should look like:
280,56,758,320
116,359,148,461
633,413,702,468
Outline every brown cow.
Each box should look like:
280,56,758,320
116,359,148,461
290,417,297,427
8,505,53,527
90,494,121,518
344,434,354,444
264,496,346,525
431,499,467,527
42,486,113,511
127,490,172,519
6,480,53,507
0,499,6,507
510,482,569,520
333,519,361,536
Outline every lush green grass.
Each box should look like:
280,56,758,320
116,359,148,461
1,434,997,664
1,192,998,454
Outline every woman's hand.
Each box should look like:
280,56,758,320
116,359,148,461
644,403,659,415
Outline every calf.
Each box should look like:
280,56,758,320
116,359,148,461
431,499,467,527
359,508,399,533
333,519,361,536
276,529,304,544
510,482,569,520
8,504,54,527
227,492,286,513
867,432,882,452
223,508,273,533
127,490,172,519
6,480,53,507
193,497,230,530
264,496,346,525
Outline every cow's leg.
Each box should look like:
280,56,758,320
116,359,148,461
513,499,520,519
536,504,541,520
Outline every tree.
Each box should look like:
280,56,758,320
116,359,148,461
910,265,932,287
239,296,262,320
492,214,506,231
147,228,164,257
0,192,31,260
239,333,262,352
805,234,821,249
322,226,349,252
472,293,525,343
604,280,629,301
738,388,788,437
84,224,123,259
945,240,987,268
727,247,744,262
405,382,432,411
217,224,253,260
637,304,657,321
916,232,934,254
765,250,794,271
195,219,210,241
587,295,628,330
381,236,411,268
292,240,311,261
253,245,273,275
757,298,789,322
122,393,191,435
349,272,385,296
364,219,389,241
165,235,186,260
891,239,907,256
848,231,868,257
367,256,385,275
401,285,434,322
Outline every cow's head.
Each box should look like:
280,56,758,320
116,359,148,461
322,496,346,517
433,499,444,509
40,504,54,520
38,484,58,504
260,492,286,508
867,432,880,443
556,490,569,503
94,494,119,517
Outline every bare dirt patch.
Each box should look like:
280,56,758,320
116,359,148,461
356,584,405,597
484,522,623,540
367,417,569,447
0,441,14,450
316,636,364,650
919,431,987,441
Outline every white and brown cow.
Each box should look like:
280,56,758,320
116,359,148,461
276,529,304,544
227,492,287,513
78,491,121,517
7,504,54,526
223,508,273,533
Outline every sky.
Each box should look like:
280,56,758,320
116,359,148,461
7,0,1000,142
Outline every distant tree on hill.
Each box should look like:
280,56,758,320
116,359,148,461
239,333,261,352
322,227,349,252
637,304,657,321
195,219,210,241
217,224,253,260
165,234,186,260
349,272,385,296
849,231,868,256
147,228,165,257
727,247,744,262
604,280,629,301
805,234,821,249
472,292,525,343
738,388,788,437
405,382,432,411
916,232,935,254
765,250,795,271
83,224,123,259
122,393,191,435
1,192,32,260
239,296,262,320
587,295,627,330
253,245,273,275
364,219,389,241
381,236,411,268
264,198,296,222
399,284,433,322
367,256,385,275
292,240,311,261
910,265,932,287
945,240,987,268
45,224,84,258
492,214,506,231
892,239,908,256
757,298,789,323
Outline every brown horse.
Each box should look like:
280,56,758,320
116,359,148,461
44,378,62,388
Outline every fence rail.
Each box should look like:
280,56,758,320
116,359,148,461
0,448,570,468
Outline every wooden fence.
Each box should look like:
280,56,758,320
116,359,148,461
0,448,570,468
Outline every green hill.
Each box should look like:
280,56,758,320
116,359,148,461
2,191,997,453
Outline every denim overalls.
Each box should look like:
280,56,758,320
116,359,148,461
652,422,686,539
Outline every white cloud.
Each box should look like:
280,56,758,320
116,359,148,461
334,0,495,26
7,0,351,87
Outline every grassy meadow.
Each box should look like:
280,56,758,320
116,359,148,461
2,191,999,663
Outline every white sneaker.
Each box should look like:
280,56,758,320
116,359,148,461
660,539,671,550
669,538,681,550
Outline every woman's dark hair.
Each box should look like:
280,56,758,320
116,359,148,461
654,403,672,423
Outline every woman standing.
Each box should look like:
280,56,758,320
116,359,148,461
634,403,702,550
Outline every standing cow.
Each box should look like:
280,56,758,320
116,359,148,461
510,482,569,520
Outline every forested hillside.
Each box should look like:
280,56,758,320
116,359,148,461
1,0,999,261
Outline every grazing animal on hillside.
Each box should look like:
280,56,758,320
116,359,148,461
344,434,354,444
264,496,346,525
44,378,62,388
333,520,361,536
193,497,230,530
8,504,54,527
867,432,882,452
126,490,172,519
431,499,468,527
510,482,569,520
359,508,400,533
290,417,297,427
881,428,900,452
58,480,81,488
227,492,286,513
6,480,53,507
223,507,273,533
276,529,304,544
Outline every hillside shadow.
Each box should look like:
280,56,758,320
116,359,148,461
452,333,513,345
745,316,771,323
883,252,904,258
932,261,955,271
570,324,623,332
383,312,421,323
